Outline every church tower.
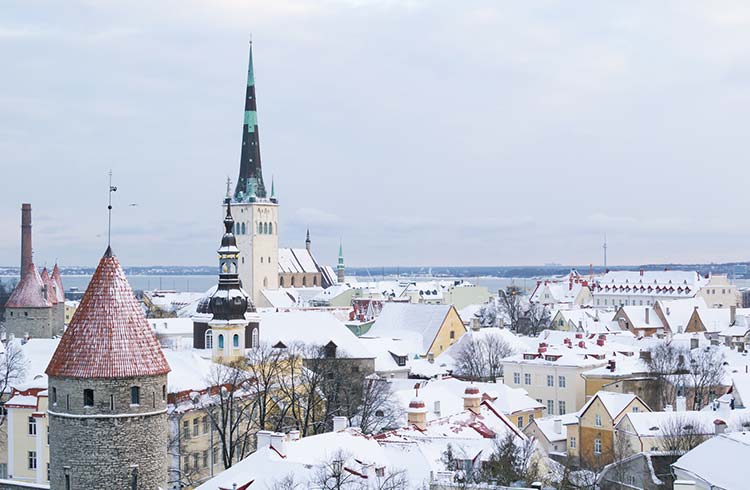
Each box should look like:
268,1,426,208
46,246,171,490
205,199,259,364
232,40,279,306
337,240,346,284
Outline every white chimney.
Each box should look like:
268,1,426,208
714,419,727,435
289,430,300,441
665,404,673,412
676,395,687,412
427,352,435,364
257,430,272,449
471,317,480,331
553,418,562,434
717,398,731,421
270,432,286,457
333,416,348,432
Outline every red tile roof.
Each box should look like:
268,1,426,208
40,268,57,305
51,264,65,302
46,248,170,379
5,263,51,308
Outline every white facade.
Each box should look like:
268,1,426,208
592,270,707,308
233,202,279,306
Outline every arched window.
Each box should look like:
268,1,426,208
258,222,263,234
252,328,259,348
263,222,269,234
218,334,224,349
241,222,246,235
291,277,296,287
313,276,318,286
233,334,240,348
268,223,273,234
263,277,268,288
205,329,213,349
280,276,284,287
83,389,94,407
131,386,141,405
303,276,307,287
260,256,264,264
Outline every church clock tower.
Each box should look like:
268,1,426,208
231,40,279,306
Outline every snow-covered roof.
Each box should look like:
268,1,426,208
621,408,750,437
148,318,194,336
366,303,457,354
695,307,732,333
260,311,374,359
580,391,641,420
582,355,648,377
144,290,206,313
162,349,218,394
531,278,587,304
672,432,750,489
656,297,707,332
595,270,706,296
278,248,319,274
619,305,666,330
260,288,296,308
533,413,577,443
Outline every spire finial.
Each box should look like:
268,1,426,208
107,170,117,250
226,176,232,200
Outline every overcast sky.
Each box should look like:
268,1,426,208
2,1,750,268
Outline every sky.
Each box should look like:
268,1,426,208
2,1,750,268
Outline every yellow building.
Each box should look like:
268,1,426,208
572,391,650,469
63,300,79,326
5,387,49,485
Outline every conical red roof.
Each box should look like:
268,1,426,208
5,262,51,308
40,268,57,305
46,248,170,379
51,264,65,302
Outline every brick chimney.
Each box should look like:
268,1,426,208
463,385,481,414
21,203,32,273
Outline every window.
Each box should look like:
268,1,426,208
193,418,199,437
595,414,602,427
517,416,524,429
218,334,224,349
212,446,218,465
28,451,37,470
632,406,640,413
569,436,576,448
547,400,554,415
513,372,521,384
241,223,246,235
162,385,166,401
184,455,190,472
524,373,532,385
252,328,259,348
558,400,566,415
203,416,209,434
376,467,385,478
594,438,602,455
258,222,262,234
51,387,57,405
558,376,566,388
547,375,554,387
193,453,199,471
203,450,209,468
263,222,269,234
131,468,138,490
66,394,70,410
83,389,94,407
131,386,140,405
269,223,273,234
302,276,307,286
110,394,114,410
47,462,50,481
260,256,264,264
183,420,190,439
449,330,455,339
233,334,240,348
28,416,37,435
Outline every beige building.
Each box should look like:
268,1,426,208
5,388,49,485
501,347,607,417
697,274,741,308
234,201,279,306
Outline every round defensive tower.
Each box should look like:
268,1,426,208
45,246,171,490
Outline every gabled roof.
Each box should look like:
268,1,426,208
580,391,644,420
5,263,51,309
51,264,65,302
278,248,319,274
366,303,457,354
46,248,170,379
672,432,750,489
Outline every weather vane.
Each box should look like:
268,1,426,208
108,170,117,248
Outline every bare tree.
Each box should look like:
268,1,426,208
643,342,686,410
311,450,362,489
498,286,524,331
454,334,514,381
686,346,726,410
356,374,402,434
520,303,550,337
659,416,710,454
246,342,287,432
200,361,255,469
0,341,26,420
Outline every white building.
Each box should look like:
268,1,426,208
592,270,707,308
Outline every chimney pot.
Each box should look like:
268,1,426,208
333,416,348,432
270,432,286,456
553,418,562,434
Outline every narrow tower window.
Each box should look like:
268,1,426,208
218,334,224,349
162,385,166,401
268,223,273,234
205,329,213,349
110,394,114,410
233,334,240,348
130,386,140,406
83,389,94,408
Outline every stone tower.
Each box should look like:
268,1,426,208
206,200,259,364
45,246,171,490
5,203,55,339
232,40,279,306
337,240,346,284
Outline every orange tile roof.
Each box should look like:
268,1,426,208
46,247,170,378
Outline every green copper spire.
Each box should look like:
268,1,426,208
337,239,345,283
234,40,267,203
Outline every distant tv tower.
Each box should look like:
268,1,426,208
603,233,608,271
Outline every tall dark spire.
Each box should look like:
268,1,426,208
234,40,267,203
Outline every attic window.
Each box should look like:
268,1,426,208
324,342,337,359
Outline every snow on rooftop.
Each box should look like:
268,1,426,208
366,303,456,354
581,391,639,419
672,431,750,489
622,408,750,436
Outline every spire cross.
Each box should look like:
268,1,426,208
108,170,118,248
226,176,232,199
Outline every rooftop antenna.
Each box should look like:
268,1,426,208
108,170,117,248
603,233,608,271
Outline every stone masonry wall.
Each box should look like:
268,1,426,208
4,307,52,339
48,375,168,490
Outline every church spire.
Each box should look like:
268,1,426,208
234,40,267,203
337,240,345,284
